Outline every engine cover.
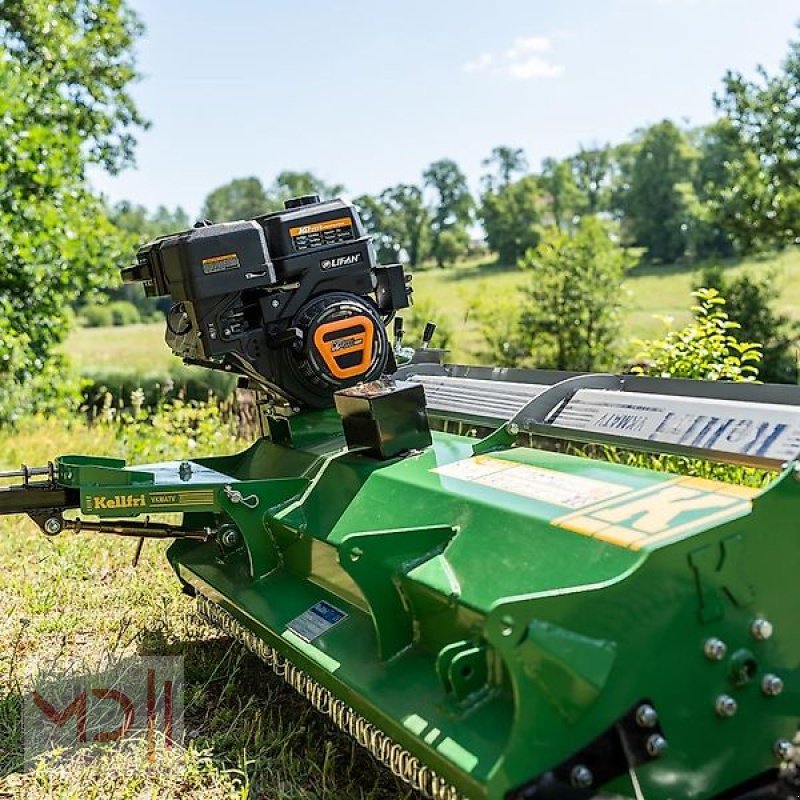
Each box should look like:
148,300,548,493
277,292,392,408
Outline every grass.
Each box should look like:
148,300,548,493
0,417,419,800
10,246,797,798
65,247,800,368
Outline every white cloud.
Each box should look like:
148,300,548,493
462,34,563,81
508,56,564,80
505,36,551,60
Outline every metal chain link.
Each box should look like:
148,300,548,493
196,594,463,800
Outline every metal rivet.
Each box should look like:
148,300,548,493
220,527,240,547
715,694,738,718
775,739,795,760
762,673,784,697
636,704,659,728
704,637,727,661
271,298,280,308
646,734,668,757
43,517,62,535
507,422,520,436
752,618,774,641
570,765,593,789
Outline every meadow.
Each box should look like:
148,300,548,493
66,247,800,369
0,413,419,800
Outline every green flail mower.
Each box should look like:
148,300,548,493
3,194,800,800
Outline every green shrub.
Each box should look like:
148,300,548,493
81,304,114,328
631,287,761,381
81,365,236,414
107,300,142,326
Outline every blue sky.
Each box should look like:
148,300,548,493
90,0,799,218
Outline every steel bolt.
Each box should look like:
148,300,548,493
715,694,738,718
220,527,240,547
636,704,659,728
704,637,728,661
752,617,774,641
775,739,795,761
570,765,593,789
646,734,669,757
43,517,62,535
762,673,785,697
271,298,280,308
507,422,520,436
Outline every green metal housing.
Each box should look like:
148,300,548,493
51,405,800,800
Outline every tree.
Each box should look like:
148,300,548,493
379,185,431,267
632,289,761,381
481,218,635,370
620,120,697,263
353,194,400,263
201,177,270,221
0,0,146,174
481,146,528,191
423,159,473,267
0,0,145,416
110,202,190,240
570,145,612,214
700,267,798,383
480,175,544,265
539,157,582,230
268,171,344,204
713,25,800,252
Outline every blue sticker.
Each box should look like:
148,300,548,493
286,601,348,642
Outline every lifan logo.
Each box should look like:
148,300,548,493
320,253,361,270
331,336,364,352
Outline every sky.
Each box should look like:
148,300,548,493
89,0,800,218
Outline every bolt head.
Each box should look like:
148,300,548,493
507,422,520,436
715,694,738,718
762,673,784,697
752,617,774,641
570,765,593,789
220,527,240,547
646,734,668,757
43,517,62,535
271,298,280,308
775,739,795,761
636,704,659,728
704,637,728,661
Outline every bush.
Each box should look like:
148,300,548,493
479,217,635,370
81,301,142,327
699,267,799,383
81,365,237,414
81,304,114,328
631,287,761,380
107,300,142,326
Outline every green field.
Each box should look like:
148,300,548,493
66,248,800,369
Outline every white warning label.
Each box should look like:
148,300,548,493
433,456,628,510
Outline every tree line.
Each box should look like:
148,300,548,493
2,0,799,420
127,24,800,271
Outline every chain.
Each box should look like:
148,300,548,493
196,594,463,800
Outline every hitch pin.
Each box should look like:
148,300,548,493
0,463,54,486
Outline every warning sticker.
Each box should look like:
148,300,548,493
433,456,628,510
289,217,354,251
202,252,240,274
286,601,347,642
